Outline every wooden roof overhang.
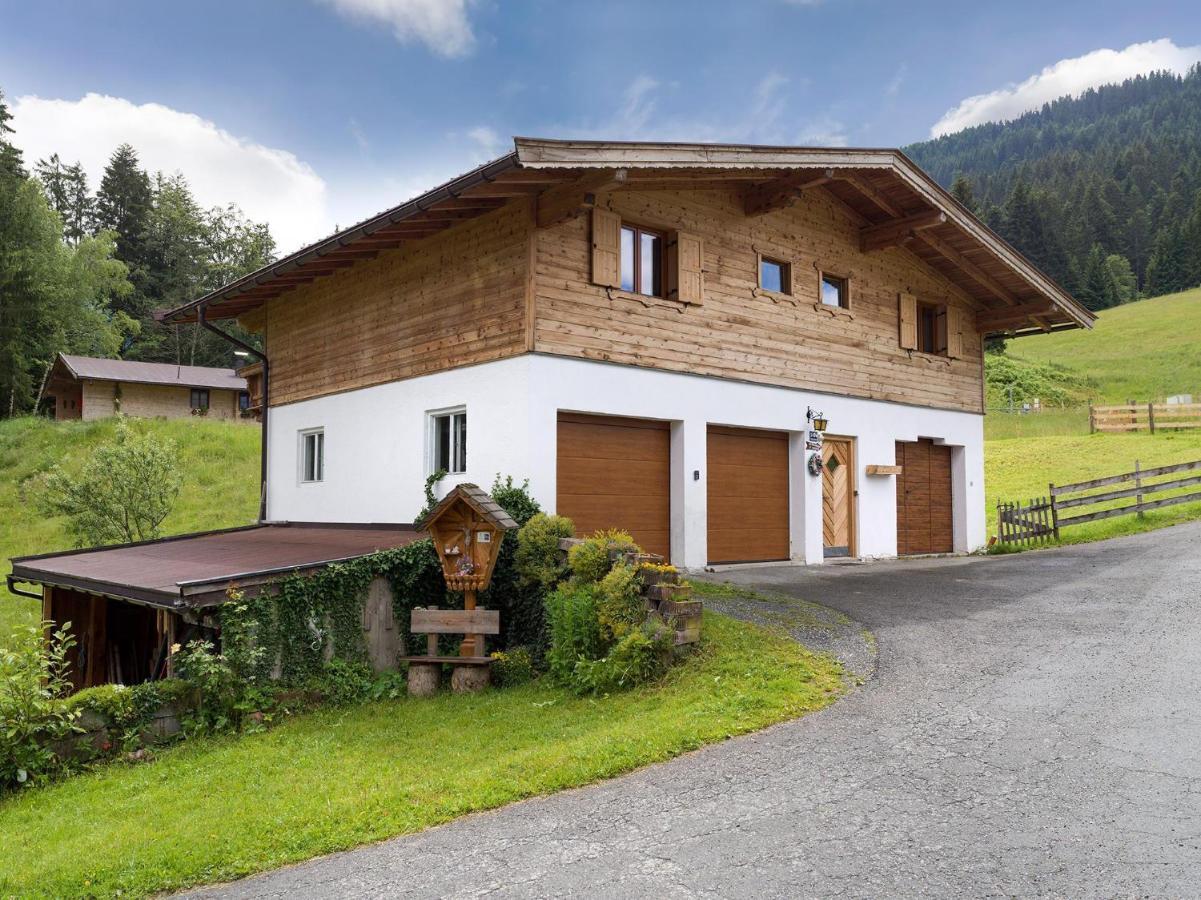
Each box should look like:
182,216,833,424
161,137,1093,338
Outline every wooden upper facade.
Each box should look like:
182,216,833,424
164,139,1093,415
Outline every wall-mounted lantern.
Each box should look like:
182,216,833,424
807,406,829,433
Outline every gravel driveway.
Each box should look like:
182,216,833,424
190,523,1201,898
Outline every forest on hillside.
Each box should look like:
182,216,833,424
907,66,1201,310
0,87,275,417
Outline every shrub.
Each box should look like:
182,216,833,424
174,640,267,734
596,563,645,643
544,583,603,683
66,679,194,752
568,530,639,584
515,513,575,590
308,658,376,706
0,624,79,790
570,622,673,695
34,418,182,546
490,474,541,526
491,647,536,687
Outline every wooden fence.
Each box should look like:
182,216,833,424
1090,402,1201,434
996,458,1201,546
997,497,1055,546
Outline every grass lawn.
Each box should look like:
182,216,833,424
1007,287,1201,404
0,416,259,641
985,430,1201,545
0,613,842,899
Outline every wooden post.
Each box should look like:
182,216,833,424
1134,459,1144,519
1148,402,1156,435
1049,483,1060,539
996,501,1003,545
1088,403,1096,434
460,587,478,657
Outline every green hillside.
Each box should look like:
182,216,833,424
0,417,259,640
989,285,1196,408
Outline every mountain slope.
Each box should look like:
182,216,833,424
906,67,1201,305
1005,286,1201,403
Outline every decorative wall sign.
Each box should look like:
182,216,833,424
805,429,824,451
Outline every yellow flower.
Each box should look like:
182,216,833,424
170,643,182,654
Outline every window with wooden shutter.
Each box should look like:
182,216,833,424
590,207,622,288
898,292,918,350
946,306,965,359
669,231,704,305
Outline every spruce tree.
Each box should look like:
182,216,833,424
95,143,152,317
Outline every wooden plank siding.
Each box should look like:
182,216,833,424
252,199,533,407
247,183,986,415
533,187,986,413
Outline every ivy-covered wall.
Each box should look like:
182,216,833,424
220,478,545,682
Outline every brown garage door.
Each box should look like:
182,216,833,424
707,425,790,564
896,439,953,555
556,413,671,560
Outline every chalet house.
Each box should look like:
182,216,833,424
160,138,1093,567
42,353,251,422
10,138,1093,689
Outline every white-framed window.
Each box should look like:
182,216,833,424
299,428,324,483
430,407,467,475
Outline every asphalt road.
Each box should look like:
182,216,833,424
190,523,1201,898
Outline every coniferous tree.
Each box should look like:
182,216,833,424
908,66,1201,297
35,154,93,245
95,144,153,317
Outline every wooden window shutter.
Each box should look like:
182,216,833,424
898,292,918,350
590,207,621,288
946,305,965,359
669,231,704,305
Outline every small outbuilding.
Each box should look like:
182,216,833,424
41,353,251,422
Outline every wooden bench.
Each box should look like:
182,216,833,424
402,607,500,696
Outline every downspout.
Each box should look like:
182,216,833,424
199,305,269,522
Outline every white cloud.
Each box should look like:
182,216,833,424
796,115,849,148
318,0,475,57
885,63,907,98
931,38,1201,137
465,125,504,161
11,93,331,254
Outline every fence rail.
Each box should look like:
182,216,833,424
1090,402,1201,434
996,458,1201,545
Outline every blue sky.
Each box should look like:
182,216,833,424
2,0,1199,252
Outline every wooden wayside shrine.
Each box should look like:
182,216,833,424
407,484,518,695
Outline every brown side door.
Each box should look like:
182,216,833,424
896,439,954,555
706,425,790,564
556,413,671,560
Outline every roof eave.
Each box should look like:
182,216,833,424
161,150,522,324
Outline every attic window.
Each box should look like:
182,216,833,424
760,257,791,294
918,302,948,355
820,274,848,309
620,225,663,297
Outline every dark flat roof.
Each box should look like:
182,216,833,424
10,523,425,609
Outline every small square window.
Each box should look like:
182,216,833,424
300,429,324,483
760,257,791,294
820,274,848,308
620,225,663,297
918,302,948,355
190,388,210,410
432,409,467,475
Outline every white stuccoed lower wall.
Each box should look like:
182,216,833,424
267,354,986,569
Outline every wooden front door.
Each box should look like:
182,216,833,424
706,425,790,564
895,439,954,555
822,436,856,558
556,413,671,560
